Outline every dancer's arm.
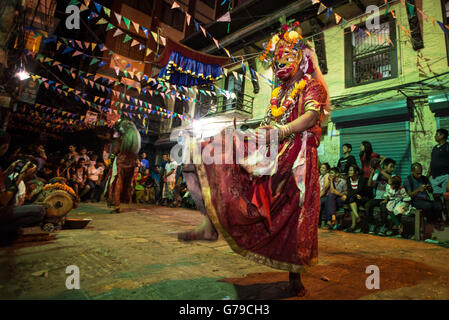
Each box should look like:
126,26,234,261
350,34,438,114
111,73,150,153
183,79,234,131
278,110,319,140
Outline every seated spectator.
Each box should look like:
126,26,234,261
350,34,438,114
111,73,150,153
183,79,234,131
0,130,45,246
382,176,414,236
76,147,90,164
69,158,90,200
86,155,104,202
405,163,442,225
62,145,78,165
345,164,371,233
56,159,71,180
365,158,395,234
324,167,347,229
319,162,331,227
135,169,151,203
36,162,55,183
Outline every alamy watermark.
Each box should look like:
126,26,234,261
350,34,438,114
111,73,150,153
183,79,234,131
169,127,279,175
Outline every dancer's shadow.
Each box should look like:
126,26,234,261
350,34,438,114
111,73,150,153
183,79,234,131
230,281,293,300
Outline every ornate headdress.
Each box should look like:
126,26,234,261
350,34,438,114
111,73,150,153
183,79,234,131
260,21,315,75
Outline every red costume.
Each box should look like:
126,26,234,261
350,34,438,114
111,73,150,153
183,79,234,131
182,21,329,276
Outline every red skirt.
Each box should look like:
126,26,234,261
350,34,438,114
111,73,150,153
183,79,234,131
192,130,320,272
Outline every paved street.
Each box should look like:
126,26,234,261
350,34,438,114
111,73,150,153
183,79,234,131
1,203,449,300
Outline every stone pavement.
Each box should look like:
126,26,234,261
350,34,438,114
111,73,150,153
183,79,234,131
1,202,449,300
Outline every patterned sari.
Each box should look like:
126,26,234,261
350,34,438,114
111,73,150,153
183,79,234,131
184,79,327,273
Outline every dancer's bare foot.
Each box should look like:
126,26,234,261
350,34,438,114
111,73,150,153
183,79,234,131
178,216,218,241
178,229,218,241
289,272,306,297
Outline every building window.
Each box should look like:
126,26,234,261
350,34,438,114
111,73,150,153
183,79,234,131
344,15,398,87
195,87,217,117
200,0,215,9
225,71,245,111
443,0,449,64
113,31,146,61
160,1,185,32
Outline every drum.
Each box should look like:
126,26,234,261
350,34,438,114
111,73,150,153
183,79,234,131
36,189,74,219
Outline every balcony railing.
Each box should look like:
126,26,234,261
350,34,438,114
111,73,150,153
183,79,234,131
200,93,254,117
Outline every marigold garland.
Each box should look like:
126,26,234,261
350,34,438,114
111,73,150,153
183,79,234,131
270,77,308,118
43,183,77,198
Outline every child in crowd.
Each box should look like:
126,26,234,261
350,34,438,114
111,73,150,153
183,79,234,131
381,176,414,236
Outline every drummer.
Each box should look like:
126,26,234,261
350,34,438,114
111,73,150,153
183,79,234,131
0,130,45,246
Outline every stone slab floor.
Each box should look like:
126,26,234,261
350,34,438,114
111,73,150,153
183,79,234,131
1,203,449,300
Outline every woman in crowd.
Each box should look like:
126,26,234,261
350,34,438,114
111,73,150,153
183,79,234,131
359,141,385,179
345,164,371,232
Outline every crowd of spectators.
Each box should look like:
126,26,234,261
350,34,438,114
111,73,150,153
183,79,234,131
319,130,449,239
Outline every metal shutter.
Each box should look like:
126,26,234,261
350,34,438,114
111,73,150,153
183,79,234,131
340,121,411,181
437,116,449,130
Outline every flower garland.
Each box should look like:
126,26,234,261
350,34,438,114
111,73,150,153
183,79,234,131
43,183,77,199
270,76,309,118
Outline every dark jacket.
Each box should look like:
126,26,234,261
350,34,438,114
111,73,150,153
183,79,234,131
346,176,371,198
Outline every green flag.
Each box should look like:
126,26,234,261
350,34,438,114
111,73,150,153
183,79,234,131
90,58,100,65
123,17,131,29
106,23,115,31
123,34,132,43
406,2,415,17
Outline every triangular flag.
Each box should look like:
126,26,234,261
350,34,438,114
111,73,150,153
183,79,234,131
186,13,191,26
123,17,131,29
335,13,342,24
106,23,115,31
171,1,180,9
131,39,139,47
151,31,158,42
115,13,122,25
103,7,111,17
94,2,102,13
132,21,140,33
160,36,166,46
96,18,108,25
141,26,149,37
406,2,415,17
437,21,447,33
213,37,220,49
217,12,231,22
200,25,207,37
123,34,132,43
318,3,326,15
146,48,152,56
350,24,356,32
326,8,332,21
113,29,124,37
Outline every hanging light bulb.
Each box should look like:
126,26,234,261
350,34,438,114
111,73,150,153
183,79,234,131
15,61,30,80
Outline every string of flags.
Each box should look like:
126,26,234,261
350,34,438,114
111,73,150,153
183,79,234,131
311,0,449,46
29,72,193,122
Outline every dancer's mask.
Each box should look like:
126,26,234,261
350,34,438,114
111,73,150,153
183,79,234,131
260,22,315,82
